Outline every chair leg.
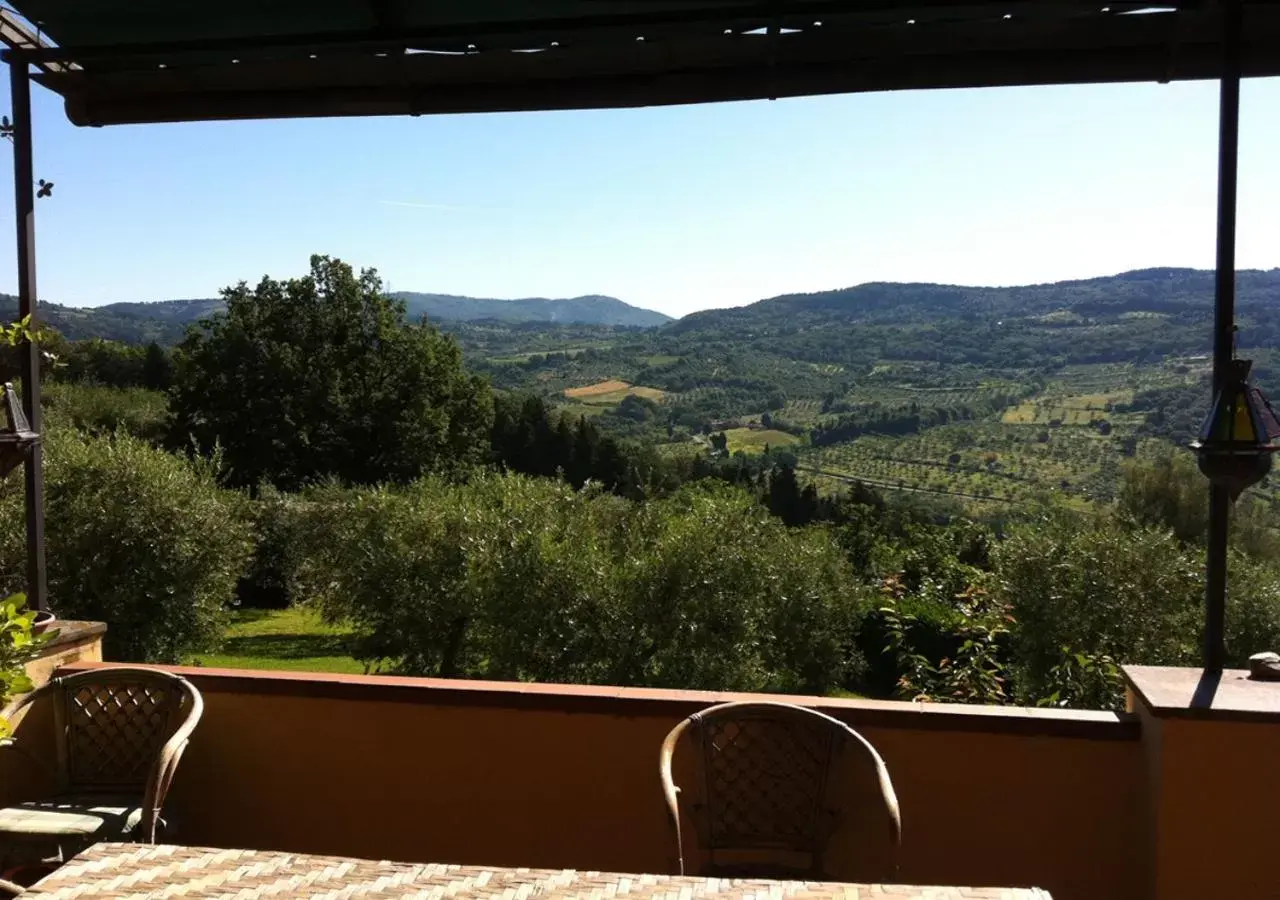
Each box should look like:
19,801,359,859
0,836,73,871
0,843,56,895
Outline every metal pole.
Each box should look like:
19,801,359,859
9,58,45,612
1205,0,1243,674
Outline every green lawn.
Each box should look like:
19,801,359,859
194,607,866,696
723,427,802,454
189,607,365,674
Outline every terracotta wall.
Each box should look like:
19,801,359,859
1142,714,1280,900
37,664,1144,900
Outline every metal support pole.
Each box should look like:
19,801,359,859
1205,0,1243,674
9,59,45,611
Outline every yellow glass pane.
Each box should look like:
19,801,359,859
1234,393,1257,442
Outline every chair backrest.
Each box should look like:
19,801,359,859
660,701,901,880
49,667,201,796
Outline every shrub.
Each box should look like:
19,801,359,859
879,576,1011,705
997,508,1280,710
995,513,1204,709
58,338,150,388
292,477,516,678
1117,446,1280,557
235,490,299,610
1224,556,1280,664
0,428,253,662
613,483,866,694
857,594,964,697
43,382,169,445
293,474,865,694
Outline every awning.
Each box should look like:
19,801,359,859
2,1,1278,126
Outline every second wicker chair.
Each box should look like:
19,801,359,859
660,701,900,881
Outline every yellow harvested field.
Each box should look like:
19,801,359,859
1001,391,1133,426
564,379,632,398
724,427,802,454
563,380,667,405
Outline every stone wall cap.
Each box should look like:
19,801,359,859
1123,664,1280,723
37,619,107,653
59,660,1140,741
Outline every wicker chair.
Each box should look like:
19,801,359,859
659,701,901,881
0,667,203,866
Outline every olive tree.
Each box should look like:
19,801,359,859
0,428,253,663
995,511,1280,709
291,475,866,694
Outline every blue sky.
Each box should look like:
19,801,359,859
1,71,1278,318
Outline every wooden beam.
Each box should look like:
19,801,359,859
0,10,67,74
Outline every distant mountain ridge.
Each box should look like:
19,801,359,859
0,296,222,344
391,292,671,327
4,268,1279,346
0,291,670,344
671,267,1280,335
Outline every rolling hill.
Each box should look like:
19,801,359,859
393,293,671,327
0,295,220,344
670,268,1280,333
7,268,1279,348
0,291,670,344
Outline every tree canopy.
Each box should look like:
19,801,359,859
168,255,493,490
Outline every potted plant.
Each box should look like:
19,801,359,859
0,592,51,738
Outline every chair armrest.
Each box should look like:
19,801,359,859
141,738,189,841
139,679,204,843
659,718,691,876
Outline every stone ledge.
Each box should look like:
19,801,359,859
1124,664,1280,723
60,660,1140,741
25,620,106,689
38,618,107,651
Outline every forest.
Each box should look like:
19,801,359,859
4,256,1280,712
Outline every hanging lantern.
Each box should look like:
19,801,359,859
1191,358,1280,500
0,382,38,479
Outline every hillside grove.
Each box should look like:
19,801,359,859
6,256,1279,711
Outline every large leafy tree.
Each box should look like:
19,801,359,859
169,255,493,490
